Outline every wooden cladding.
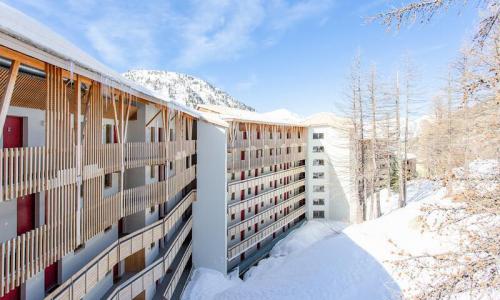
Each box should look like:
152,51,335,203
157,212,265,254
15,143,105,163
0,59,198,298
46,190,195,300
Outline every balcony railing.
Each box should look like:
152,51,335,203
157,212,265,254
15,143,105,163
0,141,196,202
44,190,195,300
162,241,192,300
228,149,306,172
227,179,305,216
105,219,192,300
227,191,305,235
227,205,306,260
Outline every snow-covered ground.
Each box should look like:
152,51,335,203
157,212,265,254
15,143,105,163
182,180,453,300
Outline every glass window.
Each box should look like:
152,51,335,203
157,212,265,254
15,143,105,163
313,132,324,139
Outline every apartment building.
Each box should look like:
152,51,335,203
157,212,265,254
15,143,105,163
194,105,307,275
0,5,197,300
304,113,356,223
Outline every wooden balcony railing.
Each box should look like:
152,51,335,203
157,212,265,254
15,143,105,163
227,205,306,260
106,220,192,300
227,166,305,194
162,241,192,300
228,149,306,172
0,146,78,202
45,190,195,300
227,191,305,236
227,179,305,217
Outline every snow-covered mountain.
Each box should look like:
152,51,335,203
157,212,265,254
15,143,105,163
123,70,254,111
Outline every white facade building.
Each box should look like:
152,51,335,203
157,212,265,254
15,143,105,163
305,113,357,223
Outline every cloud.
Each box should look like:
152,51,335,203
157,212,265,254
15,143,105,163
174,0,265,68
7,0,335,69
174,0,335,68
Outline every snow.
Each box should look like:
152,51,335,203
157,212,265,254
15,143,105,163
123,70,254,111
182,180,455,300
196,104,305,126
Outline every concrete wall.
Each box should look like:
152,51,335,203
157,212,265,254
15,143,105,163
193,120,228,274
307,126,352,222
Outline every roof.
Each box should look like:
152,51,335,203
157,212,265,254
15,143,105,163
303,112,352,128
197,104,305,127
0,3,202,119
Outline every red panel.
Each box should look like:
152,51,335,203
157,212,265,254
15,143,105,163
17,194,35,235
3,116,23,148
254,204,258,214
0,287,19,300
240,230,245,241
45,262,58,292
254,223,258,233
240,210,245,221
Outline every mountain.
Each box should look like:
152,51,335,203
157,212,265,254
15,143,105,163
123,70,254,111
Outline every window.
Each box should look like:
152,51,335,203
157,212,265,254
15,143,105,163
313,211,325,218
313,172,325,179
104,173,113,188
231,213,235,220
104,124,114,144
313,146,324,153
231,235,235,240
231,192,235,200
240,151,245,161
313,185,325,192
247,188,251,195
313,132,324,139
231,173,235,180
313,199,325,205
298,146,302,153
243,131,247,140
313,159,325,166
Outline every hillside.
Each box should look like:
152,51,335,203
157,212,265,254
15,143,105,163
123,70,254,111
182,168,499,300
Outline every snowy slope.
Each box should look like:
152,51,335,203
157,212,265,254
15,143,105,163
123,70,254,111
181,181,454,300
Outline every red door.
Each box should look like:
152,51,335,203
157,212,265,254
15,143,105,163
240,230,245,241
240,210,245,221
255,204,258,214
254,223,258,233
17,194,35,235
3,116,23,149
240,190,245,201
0,288,19,300
45,262,58,292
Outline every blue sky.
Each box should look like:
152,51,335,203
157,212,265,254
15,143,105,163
2,0,479,116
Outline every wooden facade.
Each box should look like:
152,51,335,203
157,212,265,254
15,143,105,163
0,45,196,299
226,121,307,270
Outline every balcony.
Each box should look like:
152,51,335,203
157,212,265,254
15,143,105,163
41,190,195,300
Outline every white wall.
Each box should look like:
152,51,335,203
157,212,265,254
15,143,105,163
193,120,228,274
306,126,352,222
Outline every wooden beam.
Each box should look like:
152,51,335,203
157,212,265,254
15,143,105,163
123,95,132,143
0,60,20,138
110,89,121,144
145,109,161,128
0,46,44,70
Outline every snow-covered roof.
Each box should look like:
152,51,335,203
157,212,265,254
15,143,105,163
303,112,352,128
197,104,305,127
0,2,201,119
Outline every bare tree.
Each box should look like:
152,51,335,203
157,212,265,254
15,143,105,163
369,0,499,48
395,72,405,208
369,65,382,218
